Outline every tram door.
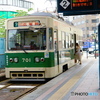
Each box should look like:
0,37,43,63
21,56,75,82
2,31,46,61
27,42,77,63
74,34,76,53
54,29,59,67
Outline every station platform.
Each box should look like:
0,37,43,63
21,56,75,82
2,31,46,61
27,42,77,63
20,54,100,100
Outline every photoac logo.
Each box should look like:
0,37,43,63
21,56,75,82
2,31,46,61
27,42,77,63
71,92,99,96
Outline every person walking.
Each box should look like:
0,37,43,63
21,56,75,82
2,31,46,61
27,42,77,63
74,43,82,65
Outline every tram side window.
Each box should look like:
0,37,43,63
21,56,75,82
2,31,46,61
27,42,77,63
61,32,70,49
61,32,66,49
66,34,69,48
69,34,74,47
49,28,53,50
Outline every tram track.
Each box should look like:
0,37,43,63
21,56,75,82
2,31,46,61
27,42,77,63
14,83,42,100
0,75,6,82
0,79,45,100
0,83,12,90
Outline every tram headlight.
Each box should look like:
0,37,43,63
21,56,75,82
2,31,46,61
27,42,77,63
35,57,40,62
40,58,45,62
9,58,13,62
14,58,18,63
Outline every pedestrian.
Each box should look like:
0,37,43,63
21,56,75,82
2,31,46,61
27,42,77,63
74,43,82,65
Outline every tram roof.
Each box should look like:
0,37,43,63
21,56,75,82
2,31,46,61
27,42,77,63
30,12,57,18
7,12,73,26
30,12,73,25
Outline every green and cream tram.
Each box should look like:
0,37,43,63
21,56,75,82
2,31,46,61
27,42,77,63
5,12,83,79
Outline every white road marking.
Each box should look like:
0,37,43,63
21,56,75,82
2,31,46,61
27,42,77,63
7,85,36,88
0,85,5,88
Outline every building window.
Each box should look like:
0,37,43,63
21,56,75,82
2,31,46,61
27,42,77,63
82,21,85,24
30,2,33,8
0,0,33,9
3,0,7,4
86,20,89,23
92,19,99,23
0,0,3,4
12,0,17,6
17,0,19,6
87,27,89,30
8,0,13,5
26,2,30,8
87,34,89,37
78,22,80,25
19,0,23,7
15,0,18,6
24,1,27,8
82,27,85,31
74,23,76,26
92,27,97,30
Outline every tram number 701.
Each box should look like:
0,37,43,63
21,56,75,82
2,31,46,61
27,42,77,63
22,58,31,62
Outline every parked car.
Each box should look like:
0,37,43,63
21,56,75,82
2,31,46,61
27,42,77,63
88,47,94,54
88,44,98,54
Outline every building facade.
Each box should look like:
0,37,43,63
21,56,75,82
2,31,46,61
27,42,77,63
71,15,100,41
0,0,33,18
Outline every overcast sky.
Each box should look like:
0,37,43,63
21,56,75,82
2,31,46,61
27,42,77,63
32,0,73,21
33,0,57,12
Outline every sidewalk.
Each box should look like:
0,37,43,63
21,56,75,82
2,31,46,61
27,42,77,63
68,57,100,100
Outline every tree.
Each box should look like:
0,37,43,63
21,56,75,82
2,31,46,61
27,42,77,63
0,15,6,37
0,8,33,38
11,8,33,17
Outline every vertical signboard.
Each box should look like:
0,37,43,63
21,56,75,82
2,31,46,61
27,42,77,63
57,0,100,15
98,24,100,89
97,0,100,9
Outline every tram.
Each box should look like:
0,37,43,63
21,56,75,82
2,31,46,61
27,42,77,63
5,12,83,79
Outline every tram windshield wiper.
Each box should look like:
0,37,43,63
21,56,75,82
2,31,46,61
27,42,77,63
20,45,28,54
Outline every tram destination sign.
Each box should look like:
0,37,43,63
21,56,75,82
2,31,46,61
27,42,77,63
14,20,41,27
57,0,100,16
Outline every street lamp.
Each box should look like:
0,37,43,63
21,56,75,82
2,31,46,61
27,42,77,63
93,33,97,59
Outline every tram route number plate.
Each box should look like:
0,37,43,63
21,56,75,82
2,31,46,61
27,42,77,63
60,0,70,9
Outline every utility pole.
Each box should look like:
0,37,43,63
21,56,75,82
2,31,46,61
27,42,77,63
93,33,97,59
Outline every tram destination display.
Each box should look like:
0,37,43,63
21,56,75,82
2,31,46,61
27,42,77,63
57,0,100,16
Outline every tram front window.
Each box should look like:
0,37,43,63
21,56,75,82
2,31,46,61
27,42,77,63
8,28,46,50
